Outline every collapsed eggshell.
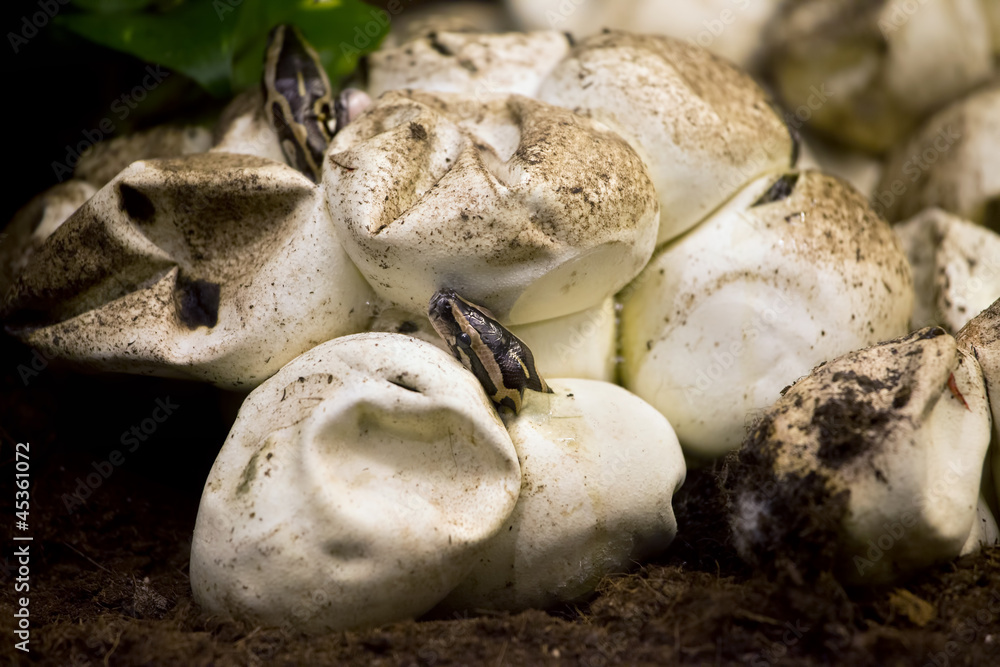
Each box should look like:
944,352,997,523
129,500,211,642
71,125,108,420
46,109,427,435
956,297,1000,513
325,89,659,324
73,125,212,189
729,327,993,585
435,378,685,612
369,30,571,98
0,180,96,298
876,82,1000,225
894,208,1000,332
190,333,522,633
2,153,374,389
370,297,617,382
211,88,286,165
765,0,994,153
620,170,913,459
537,31,795,244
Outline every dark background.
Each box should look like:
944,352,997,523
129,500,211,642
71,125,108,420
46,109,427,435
2,3,999,665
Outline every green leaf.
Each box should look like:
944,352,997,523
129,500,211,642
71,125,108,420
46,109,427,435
58,2,237,97
59,0,390,99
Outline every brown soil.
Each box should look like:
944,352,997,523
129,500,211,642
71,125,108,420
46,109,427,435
2,332,999,667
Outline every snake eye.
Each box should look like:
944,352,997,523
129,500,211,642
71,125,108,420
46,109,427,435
457,332,472,347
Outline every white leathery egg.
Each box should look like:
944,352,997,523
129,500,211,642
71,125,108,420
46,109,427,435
729,327,994,585
368,29,571,98
190,333,522,633
537,30,795,245
2,153,375,389
324,90,659,325
619,170,913,460
765,0,994,153
877,83,1000,226
435,378,685,612
894,208,1000,332
956,298,1000,515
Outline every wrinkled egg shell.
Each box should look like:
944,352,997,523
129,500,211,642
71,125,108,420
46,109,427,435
0,180,96,297
2,153,375,389
765,0,994,153
537,30,794,245
435,378,685,612
956,297,1000,513
620,170,913,460
73,124,212,189
877,82,1000,225
730,327,993,585
368,30,572,98
894,208,1000,332
325,90,659,324
190,333,521,633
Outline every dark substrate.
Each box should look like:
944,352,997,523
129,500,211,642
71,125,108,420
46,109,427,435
2,332,999,667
